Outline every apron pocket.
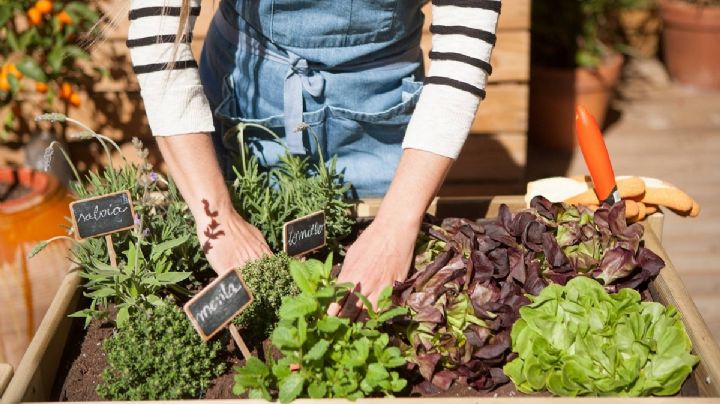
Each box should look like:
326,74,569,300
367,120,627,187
324,77,423,197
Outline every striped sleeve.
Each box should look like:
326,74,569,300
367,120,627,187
403,0,501,159
128,0,214,136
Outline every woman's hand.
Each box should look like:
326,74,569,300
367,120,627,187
328,149,454,318
196,206,271,275
327,217,417,318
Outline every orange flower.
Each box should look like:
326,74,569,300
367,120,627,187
69,92,81,107
27,7,42,25
56,10,72,26
5,64,23,80
35,82,48,93
35,0,53,14
0,75,9,92
59,82,72,99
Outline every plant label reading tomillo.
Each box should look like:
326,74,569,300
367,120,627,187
184,269,253,341
70,190,135,239
283,211,326,257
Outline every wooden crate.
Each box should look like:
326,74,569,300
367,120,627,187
0,363,12,398
3,196,720,403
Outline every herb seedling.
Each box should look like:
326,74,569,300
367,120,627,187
233,255,408,402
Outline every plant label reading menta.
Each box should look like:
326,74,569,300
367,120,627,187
283,211,327,257
70,190,135,239
184,269,253,341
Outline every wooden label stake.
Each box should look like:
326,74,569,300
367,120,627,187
229,324,252,359
105,234,117,267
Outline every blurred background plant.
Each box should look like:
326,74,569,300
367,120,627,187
531,0,619,69
0,0,104,141
614,0,661,59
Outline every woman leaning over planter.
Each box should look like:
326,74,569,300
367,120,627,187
127,0,500,314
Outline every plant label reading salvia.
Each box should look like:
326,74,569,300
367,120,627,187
283,211,327,257
70,190,135,239
184,269,253,341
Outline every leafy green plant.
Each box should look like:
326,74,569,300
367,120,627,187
233,253,299,343
30,113,208,326
532,0,620,68
396,197,666,392
97,300,226,400
230,123,353,253
503,276,698,396
232,255,408,402
0,0,103,140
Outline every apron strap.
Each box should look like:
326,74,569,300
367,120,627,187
284,53,325,154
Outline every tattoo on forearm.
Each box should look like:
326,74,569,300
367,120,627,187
201,199,225,254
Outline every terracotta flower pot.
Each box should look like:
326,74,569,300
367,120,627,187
529,52,624,152
660,0,720,91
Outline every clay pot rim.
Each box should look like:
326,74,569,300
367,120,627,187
660,0,720,27
0,167,60,214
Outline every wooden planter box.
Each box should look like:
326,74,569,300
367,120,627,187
3,196,720,403
0,364,11,398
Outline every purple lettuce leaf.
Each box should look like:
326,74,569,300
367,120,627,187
593,246,637,285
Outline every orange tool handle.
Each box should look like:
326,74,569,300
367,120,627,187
575,105,617,203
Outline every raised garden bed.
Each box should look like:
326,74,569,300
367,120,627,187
3,196,720,403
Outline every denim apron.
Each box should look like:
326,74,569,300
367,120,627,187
199,0,426,197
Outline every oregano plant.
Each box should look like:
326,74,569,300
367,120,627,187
98,300,225,400
232,255,408,402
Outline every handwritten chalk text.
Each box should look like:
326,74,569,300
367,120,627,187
195,280,243,323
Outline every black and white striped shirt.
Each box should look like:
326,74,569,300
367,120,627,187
128,0,501,159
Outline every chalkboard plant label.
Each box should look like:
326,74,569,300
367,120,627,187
184,269,254,341
283,210,326,257
70,190,135,240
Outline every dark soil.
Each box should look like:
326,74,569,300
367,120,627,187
53,315,112,401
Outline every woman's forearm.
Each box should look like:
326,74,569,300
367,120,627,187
156,133,234,220
156,133,271,272
375,148,453,229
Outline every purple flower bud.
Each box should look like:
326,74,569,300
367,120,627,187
143,228,150,238
149,171,159,182
133,214,140,225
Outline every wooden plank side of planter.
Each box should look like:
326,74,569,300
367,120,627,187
1,269,80,404
0,363,12,399
644,228,720,397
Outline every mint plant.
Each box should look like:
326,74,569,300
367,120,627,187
98,301,225,400
232,255,408,402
